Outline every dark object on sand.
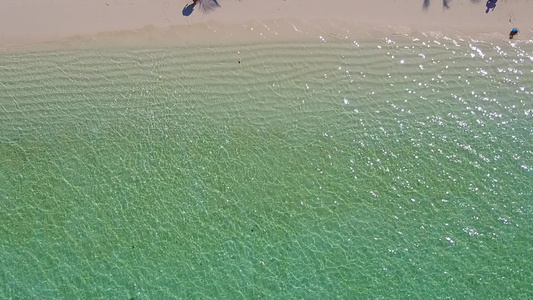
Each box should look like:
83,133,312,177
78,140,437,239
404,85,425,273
182,2,196,16
509,28,519,39
486,0,497,13
183,0,220,16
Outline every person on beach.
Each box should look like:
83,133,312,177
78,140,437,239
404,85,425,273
509,28,519,39
485,0,497,13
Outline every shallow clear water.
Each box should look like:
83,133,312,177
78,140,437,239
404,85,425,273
1,34,532,299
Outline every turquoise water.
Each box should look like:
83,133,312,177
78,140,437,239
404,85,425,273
1,34,532,299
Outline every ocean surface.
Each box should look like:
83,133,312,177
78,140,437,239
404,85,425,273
1,32,532,299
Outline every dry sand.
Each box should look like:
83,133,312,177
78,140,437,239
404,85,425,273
0,0,532,49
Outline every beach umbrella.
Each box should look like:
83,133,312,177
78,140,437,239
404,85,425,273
196,0,221,13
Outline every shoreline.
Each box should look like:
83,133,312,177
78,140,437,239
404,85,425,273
1,21,531,53
1,0,532,50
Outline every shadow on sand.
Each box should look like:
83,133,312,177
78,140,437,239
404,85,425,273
182,2,196,16
423,0,451,9
485,0,497,13
423,0,488,10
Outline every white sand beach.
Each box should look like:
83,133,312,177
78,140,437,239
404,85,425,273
1,0,532,49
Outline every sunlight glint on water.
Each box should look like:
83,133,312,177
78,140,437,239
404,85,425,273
1,34,532,299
